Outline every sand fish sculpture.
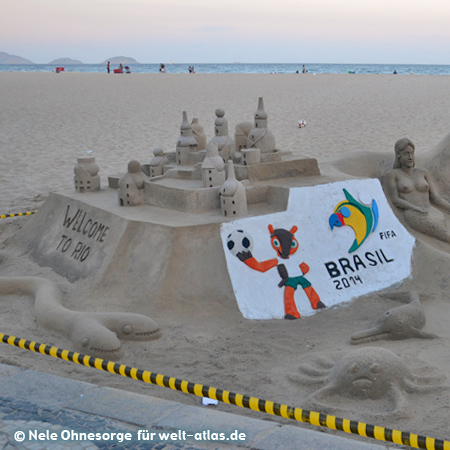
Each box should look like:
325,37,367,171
0,277,161,359
350,292,438,344
329,189,379,253
289,347,446,418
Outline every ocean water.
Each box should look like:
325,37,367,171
1,62,450,75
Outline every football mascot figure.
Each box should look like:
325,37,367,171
227,225,326,319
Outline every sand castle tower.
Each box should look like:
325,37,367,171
234,121,253,154
149,147,169,177
202,142,226,188
220,160,247,217
191,118,207,150
176,111,198,165
118,160,147,206
247,97,276,154
74,156,100,193
208,108,234,161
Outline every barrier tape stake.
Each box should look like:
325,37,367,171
0,332,448,450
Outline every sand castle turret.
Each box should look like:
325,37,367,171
74,156,100,193
202,142,226,188
149,147,169,177
118,160,147,206
247,97,276,154
234,121,253,154
191,118,207,150
208,108,234,161
220,160,247,217
176,111,198,165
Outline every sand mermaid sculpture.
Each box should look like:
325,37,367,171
0,277,161,359
384,138,450,243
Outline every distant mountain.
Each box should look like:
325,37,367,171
49,57,83,65
0,51,34,64
102,56,139,65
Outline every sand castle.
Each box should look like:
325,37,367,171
106,97,320,216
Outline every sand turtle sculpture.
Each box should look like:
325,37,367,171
288,347,446,418
350,291,438,344
0,277,161,359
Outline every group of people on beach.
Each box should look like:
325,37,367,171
106,62,131,74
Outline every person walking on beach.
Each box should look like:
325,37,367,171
107,61,110,74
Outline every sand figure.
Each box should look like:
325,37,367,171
289,347,446,417
350,291,438,344
425,131,450,199
0,277,161,359
246,97,276,154
149,147,169,177
191,118,207,150
118,160,147,206
202,142,226,188
208,108,234,161
74,156,100,193
220,160,247,217
234,121,253,154
176,111,198,165
384,138,450,243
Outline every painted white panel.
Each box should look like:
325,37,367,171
221,179,415,320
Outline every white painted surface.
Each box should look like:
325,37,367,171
221,179,415,320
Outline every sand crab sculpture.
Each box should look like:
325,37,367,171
0,277,161,359
288,347,446,418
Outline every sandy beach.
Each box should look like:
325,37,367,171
1,72,450,444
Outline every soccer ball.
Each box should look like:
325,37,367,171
298,120,307,128
226,229,254,257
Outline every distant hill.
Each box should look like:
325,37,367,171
0,51,34,64
49,57,83,65
102,56,139,65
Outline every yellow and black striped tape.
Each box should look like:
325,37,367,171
1,332,448,450
0,211,37,219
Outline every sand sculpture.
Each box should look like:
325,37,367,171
425,131,450,200
74,156,100,193
148,147,169,177
191,118,207,150
350,291,438,344
220,160,247,217
246,97,277,158
202,142,226,188
103,97,319,216
290,347,446,418
234,121,253,154
208,108,234,161
0,277,161,359
176,111,199,165
384,138,450,243
118,160,148,206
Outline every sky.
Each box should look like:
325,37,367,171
2,0,450,64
